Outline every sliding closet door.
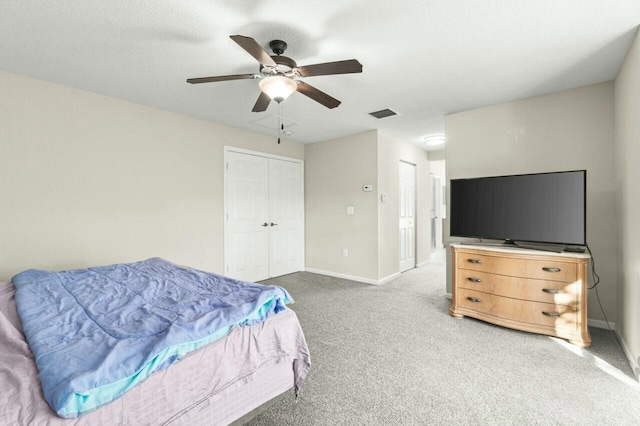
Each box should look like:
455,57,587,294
225,149,304,282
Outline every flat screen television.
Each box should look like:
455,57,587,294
450,170,586,246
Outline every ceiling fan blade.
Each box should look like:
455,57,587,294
187,74,256,84
297,82,341,109
297,59,362,77
252,91,271,112
230,35,277,66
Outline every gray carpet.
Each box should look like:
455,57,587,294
247,261,640,425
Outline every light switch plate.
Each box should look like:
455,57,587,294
363,184,373,192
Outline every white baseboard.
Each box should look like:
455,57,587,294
588,318,616,330
616,329,640,380
305,268,383,285
379,272,401,284
445,292,452,300
416,260,430,268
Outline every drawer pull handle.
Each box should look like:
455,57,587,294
542,311,560,317
468,277,483,283
542,288,560,294
542,267,561,273
467,297,482,303
468,259,483,264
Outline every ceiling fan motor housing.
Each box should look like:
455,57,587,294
260,55,298,77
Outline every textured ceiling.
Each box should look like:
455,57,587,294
1,1,639,151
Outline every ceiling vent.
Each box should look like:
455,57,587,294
368,108,398,119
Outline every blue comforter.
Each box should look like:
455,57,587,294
12,258,293,418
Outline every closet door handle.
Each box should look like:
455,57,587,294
467,259,482,264
467,297,482,303
542,311,560,317
542,267,561,273
270,222,278,227
467,278,482,283
542,288,560,294
261,222,269,227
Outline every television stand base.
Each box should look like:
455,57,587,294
459,241,564,253
564,246,587,253
514,243,564,253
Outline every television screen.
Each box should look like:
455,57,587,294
450,170,586,246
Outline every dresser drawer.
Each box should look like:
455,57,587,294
457,269,579,307
456,251,577,282
457,289,579,331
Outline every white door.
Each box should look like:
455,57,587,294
399,161,416,272
226,152,270,282
430,174,443,249
225,149,303,282
268,159,303,277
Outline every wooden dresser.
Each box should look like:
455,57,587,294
450,244,591,346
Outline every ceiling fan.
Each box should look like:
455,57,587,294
187,35,363,112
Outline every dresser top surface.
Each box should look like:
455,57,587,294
451,243,591,259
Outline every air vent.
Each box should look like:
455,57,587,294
368,108,398,119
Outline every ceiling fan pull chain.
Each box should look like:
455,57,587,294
277,102,283,144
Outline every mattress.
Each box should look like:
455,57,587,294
12,258,294,417
0,281,310,425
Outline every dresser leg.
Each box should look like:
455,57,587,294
450,310,464,318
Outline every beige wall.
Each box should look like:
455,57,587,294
614,29,640,378
377,132,431,279
427,149,445,161
305,130,431,283
0,71,304,281
445,82,617,323
304,131,379,281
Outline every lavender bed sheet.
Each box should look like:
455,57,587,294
0,282,310,425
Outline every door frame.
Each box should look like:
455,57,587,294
223,146,305,279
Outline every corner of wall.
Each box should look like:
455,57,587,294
613,25,640,382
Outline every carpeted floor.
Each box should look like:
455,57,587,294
247,259,640,425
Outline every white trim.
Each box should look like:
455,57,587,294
379,272,401,284
616,330,640,380
587,318,616,330
224,146,303,164
416,260,430,267
305,268,384,285
445,292,452,299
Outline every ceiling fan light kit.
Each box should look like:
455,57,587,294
259,76,297,103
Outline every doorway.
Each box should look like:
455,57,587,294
224,148,304,282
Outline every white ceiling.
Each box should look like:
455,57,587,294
1,1,639,151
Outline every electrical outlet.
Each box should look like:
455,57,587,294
343,248,349,257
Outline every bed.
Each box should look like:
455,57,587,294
0,258,310,425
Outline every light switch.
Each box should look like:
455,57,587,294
347,206,355,215
363,184,373,192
